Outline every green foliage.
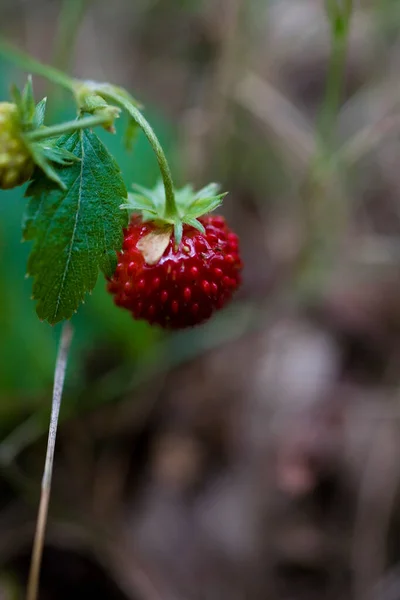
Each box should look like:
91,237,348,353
10,76,37,128
0,47,224,411
32,98,47,128
23,129,128,324
0,96,173,399
8,78,82,189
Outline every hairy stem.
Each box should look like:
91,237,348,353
100,89,177,219
26,114,111,141
26,323,73,600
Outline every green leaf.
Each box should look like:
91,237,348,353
29,145,66,190
122,192,158,213
186,193,226,219
175,184,194,217
132,182,165,212
141,210,160,222
182,217,205,234
21,76,35,122
11,77,36,126
24,128,128,324
10,84,22,109
193,183,220,200
41,144,81,165
33,98,47,128
10,78,47,130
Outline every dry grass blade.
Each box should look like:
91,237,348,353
26,322,74,600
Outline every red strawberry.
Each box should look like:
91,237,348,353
108,213,242,328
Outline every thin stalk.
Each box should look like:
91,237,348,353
26,114,111,142
0,39,178,217
297,0,353,302
0,39,75,92
26,323,74,600
100,89,177,219
317,0,353,155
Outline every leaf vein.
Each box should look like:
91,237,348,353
52,132,84,321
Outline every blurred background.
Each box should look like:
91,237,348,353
2,0,400,598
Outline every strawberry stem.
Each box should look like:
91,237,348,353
0,38,179,221
98,87,177,220
26,114,111,141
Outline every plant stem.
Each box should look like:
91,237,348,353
0,38,75,92
317,0,353,155
26,114,111,142
296,0,353,302
0,39,178,217
100,88,177,219
26,323,73,600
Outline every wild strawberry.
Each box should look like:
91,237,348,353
0,102,34,190
108,201,242,329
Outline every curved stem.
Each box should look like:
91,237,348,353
26,114,111,142
0,39,76,92
26,323,73,600
0,39,177,218
100,89,177,219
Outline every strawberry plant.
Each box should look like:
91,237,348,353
0,38,242,600
0,47,242,328
0,0,357,595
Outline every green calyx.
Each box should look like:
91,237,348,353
74,83,228,248
10,76,46,132
74,81,141,141
121,181,227,247
75,88,121,133
8,77,80,190
1,51,228,247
